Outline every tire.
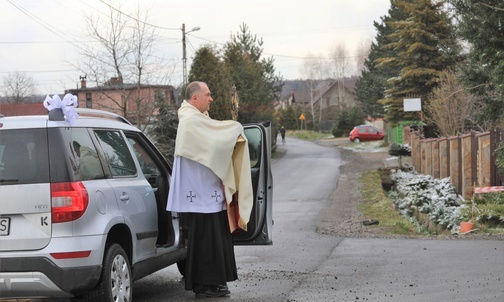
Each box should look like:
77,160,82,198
83,243,132,302
177,259,186,276
354,138,360,143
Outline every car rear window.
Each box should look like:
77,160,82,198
0,129,50,185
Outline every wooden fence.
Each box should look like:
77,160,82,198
405,127,504,200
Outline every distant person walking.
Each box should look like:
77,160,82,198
279,126,286,144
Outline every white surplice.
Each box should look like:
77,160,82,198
167,156,226,213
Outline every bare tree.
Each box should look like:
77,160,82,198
129,6,157,130
329,43,351,79
299,52,329,126
425,70,475,136
2,72,37,103
328,43,352,123
78,3,172,130
354,39,372,76
80,4,131,116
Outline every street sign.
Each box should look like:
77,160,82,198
404,98,421,112
299,113,305,120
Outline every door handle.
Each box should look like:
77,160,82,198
120,194,129,202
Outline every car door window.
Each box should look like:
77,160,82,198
70,128,105,181
94,130,137,177
244,129,262,168
127,138,160,176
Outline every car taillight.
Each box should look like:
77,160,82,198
50,251,91,259
51,182,89,223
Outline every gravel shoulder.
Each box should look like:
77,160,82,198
315,138,396,239
313,137,504,240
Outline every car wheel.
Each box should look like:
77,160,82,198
354,138,360,143
177,259,186,276
83,243,132,302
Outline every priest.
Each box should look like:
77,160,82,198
167,81,253,298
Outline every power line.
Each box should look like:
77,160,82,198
97,0,180,31
5,0,369,63
5,0,88,53
3,1,372,87
0,41,94,44
265,53,367,60
187,34,367,61
0,69,79,74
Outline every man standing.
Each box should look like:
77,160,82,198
279,126,286,144
167,81,253,298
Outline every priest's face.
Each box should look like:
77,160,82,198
192,83,214,113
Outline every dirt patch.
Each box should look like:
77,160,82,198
379,168,395,192
315,139,397,238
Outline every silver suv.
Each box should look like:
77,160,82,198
0,108,273,301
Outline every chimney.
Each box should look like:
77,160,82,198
109,77,123,85
80,75,87,89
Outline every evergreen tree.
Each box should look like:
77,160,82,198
188,45,233,120
448,0,504,126
222,23,284,124
377,0,460,125
355,0,409,119
277,106,299,130
331,106,366,137
148,91,178,164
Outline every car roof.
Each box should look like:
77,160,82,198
0,109,140,132
356,124,378,128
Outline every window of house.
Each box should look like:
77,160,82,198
86,93,92,108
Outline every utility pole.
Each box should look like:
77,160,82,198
182,23,187,89
182,23,200,90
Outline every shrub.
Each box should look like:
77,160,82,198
388,143,411,156
494,141,504,176
389,170,464,230
460,192,504,227
331,107,366,138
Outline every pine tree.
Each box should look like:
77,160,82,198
376,0,460,125
149,91,178,164
448,0,504,126
188,45,233,120
222,23,284,124
355,0,409,119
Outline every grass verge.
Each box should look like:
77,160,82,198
286,130,333,141
358,170,419,236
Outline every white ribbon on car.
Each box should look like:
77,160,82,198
43,94,79,125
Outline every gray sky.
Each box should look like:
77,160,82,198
1,0,391,95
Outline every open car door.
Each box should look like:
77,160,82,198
232,121,273,245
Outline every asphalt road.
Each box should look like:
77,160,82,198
131,136,346,301
8,137,504,301
132,138,504,301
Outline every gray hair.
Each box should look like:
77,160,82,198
185,81,203,100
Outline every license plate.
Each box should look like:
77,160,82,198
0,217,11,236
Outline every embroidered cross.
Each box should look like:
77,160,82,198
211,191,221,202
186,191,196,202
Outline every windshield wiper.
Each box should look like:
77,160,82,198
0,178,19,182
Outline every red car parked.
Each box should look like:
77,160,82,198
349,125,384,142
